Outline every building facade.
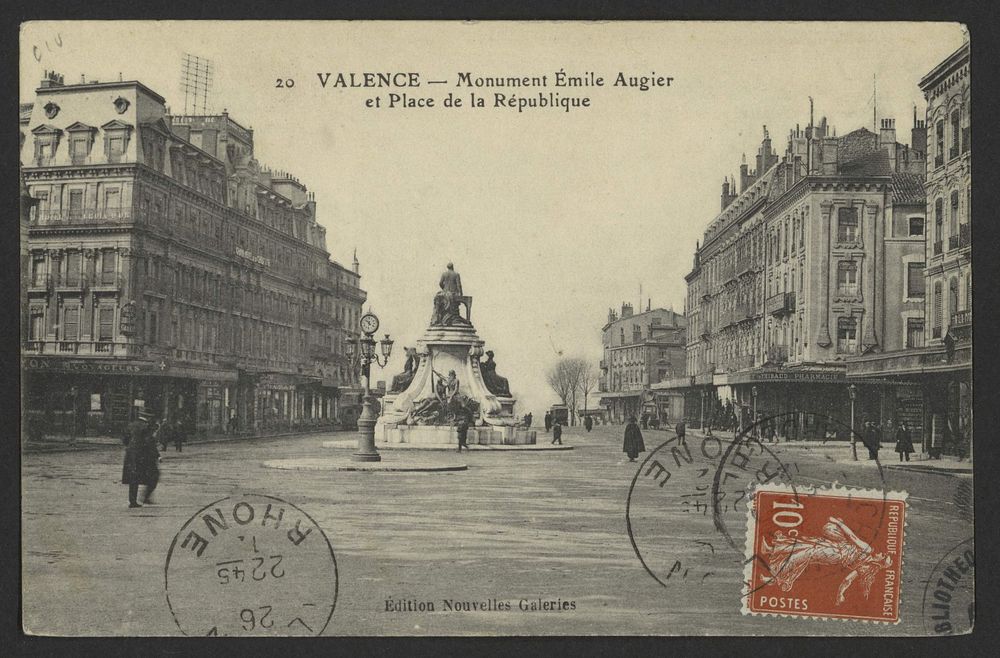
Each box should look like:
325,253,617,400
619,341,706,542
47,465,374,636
598,304,686,424
21,71,366,439
674,113,928,439
847,40,971,458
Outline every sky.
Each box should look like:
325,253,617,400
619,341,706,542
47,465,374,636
20,21,967,413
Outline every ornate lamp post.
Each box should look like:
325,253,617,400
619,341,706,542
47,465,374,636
848,384,858,461
751,385,759,439
346,311,393,462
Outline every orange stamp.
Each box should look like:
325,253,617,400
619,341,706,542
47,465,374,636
743,483,907,623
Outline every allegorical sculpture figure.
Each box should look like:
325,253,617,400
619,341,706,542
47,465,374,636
389,348,419,393
410,369,478,425
480,350,511,397
431,262,471,326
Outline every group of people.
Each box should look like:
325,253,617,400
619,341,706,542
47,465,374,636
121,410,185,508
857,419,915,462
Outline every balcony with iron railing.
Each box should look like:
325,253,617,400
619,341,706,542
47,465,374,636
766,344,788,364
933,240,943,256
959,223,970,248
31,207,135,226
951,310,972,330
765,291,796,316
23,339,145,357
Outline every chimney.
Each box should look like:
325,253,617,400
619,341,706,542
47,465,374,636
721,176,737,210
352,248,359,275
39,70,65,88
621,302,634,319
879,118,897,167
739,153,756,192
911,107,927,155
821,137,839,175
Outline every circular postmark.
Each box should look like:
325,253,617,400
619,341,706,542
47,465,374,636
165,493,338,636
626,412,892,605
921,537,974,635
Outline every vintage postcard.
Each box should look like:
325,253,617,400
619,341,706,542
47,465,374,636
19,21,973,636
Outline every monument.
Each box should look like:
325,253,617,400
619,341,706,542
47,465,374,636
378,263,536,446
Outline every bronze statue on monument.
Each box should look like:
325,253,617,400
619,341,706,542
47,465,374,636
430,262,472,326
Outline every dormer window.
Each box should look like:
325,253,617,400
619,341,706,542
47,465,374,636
101,120,133,164
66,122,97,165
31,124,62,166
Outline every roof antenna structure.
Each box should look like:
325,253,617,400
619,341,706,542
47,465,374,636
180,53,214,115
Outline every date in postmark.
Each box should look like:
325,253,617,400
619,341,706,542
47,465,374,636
743,483,907,623
164,493,338,636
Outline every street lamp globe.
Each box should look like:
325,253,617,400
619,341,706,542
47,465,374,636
360,335,376,358
345,338,355,358
380,334,394,360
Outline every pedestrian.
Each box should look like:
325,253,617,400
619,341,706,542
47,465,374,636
171,418,185,452
641,414,649,430
155,417,170,452
862,421,880,461
544,411,552,433
551,419,563,445
227,405,238,434
623,416,645,462
584,415,593,432
675,419,686,446
894,421,914,462
456,417,469,452
524,412,533,429
122,410,160,508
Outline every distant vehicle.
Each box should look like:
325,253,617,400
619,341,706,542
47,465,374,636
549,404,569,425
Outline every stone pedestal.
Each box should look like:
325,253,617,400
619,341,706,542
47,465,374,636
377,321,533,445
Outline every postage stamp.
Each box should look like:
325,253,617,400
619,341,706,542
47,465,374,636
164,493,338,636
742,483,907,623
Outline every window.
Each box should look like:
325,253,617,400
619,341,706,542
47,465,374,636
146,307,158,345
908,216,924,236
948,277,959,322
837,261,858,295
31,255,46,286
69,189,84,219
935,120,944,167
29,308,45,340
951,110,961,159
837,317,857,354
837,207,858,243
906,318,924,348
104,188,121,211
70,133,90,164
934,198,944,244
950,191,960,235
108,136,125,162
101,250,117,285
932,281,942,338
965,273,971,311
62,306,80,341
98,307,115,342
65,251,81,285
906,262,925,298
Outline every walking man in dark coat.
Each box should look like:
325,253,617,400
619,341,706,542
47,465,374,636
551,419,563,445
584,415,594,432
623,416,645,462
524,412,533,429
122,410,160,508
895,421,914,462
544,411,553,433
675,419,687,446
456,417,470,452
862,421,880,461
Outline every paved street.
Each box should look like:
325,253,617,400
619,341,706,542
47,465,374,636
22,424,972,636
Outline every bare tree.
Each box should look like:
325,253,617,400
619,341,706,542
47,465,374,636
577,361,597,417
547,357,594,425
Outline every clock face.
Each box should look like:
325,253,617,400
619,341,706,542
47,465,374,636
360,312,380,334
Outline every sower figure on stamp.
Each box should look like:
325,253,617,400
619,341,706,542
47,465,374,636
122,409,161,508
623,416,645,462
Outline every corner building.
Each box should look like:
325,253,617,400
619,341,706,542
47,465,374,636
847,40,971,457
21,72,366,438
679,115,927,439
598,304,686,424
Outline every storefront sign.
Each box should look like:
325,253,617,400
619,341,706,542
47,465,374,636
726,369,887,386
236,247,272,267
22,357,155,374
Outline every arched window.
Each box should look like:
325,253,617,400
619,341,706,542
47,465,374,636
951,110,961,159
